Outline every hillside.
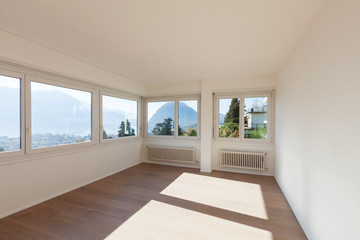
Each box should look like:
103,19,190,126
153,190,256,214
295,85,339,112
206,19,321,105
0,87,135,137
148,102,197,133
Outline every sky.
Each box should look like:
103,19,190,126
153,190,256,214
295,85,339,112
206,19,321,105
103,95,137,118
0,76,92,104
31,82,91,105
219,99,233,115
1,76,137,116
2,75,266,119
0,75,19,88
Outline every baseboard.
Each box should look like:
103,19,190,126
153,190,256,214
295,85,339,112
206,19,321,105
142,159,200,169
0,161,141,219
274,175,308,239
212,166,274,176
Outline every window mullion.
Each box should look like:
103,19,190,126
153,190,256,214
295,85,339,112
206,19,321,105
174,100,179,137
138,98,142,137
92,90,100,145
213,96,218,139
24,75,31,154
99,91,104,143
20,74,26,155
239,96,244,141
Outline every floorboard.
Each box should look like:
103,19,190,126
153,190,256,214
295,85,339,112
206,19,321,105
0,163,307,240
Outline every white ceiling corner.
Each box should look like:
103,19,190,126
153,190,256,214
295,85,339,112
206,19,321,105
0,0,325,84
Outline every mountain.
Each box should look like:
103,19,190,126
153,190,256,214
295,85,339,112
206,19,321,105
102,111,137,135
147,102,197,133
0,87,135,137
31,90,91,135
179,102,198,128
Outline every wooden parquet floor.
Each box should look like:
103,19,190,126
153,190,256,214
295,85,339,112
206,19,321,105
0,163,307,240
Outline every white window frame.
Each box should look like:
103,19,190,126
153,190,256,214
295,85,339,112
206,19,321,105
26,75,98,154
0,60,145,165
0,69,25,160
214,90,273,144
144,95,200,139
100,90,141,144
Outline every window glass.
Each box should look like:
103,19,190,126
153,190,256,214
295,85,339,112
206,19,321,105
31,82,92,148
178,100,198,137
0,75,21,152
244,97,268,139
102,95,138,139
219,98,240,138
147,101,175,136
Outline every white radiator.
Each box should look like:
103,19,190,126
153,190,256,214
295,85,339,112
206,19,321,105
220,151,266,171
147,146,196,164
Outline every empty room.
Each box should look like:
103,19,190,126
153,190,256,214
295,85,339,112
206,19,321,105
0,0,359,239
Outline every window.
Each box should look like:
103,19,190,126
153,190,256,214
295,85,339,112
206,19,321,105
219,98,240,138
216,92,272,142
146,97,199,137
178,100,198,137
102,95,138,139
0,62,145,162
244,97,268,139
0,74,22,153
147,101,175,136
31,81,92,149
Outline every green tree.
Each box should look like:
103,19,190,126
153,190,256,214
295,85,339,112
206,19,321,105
152,118,173,135
75,137,85,143
219,122,239,138
118,121,126,137
219,98,240,138
126,119,132,135
118,119,135,137
187,127,197,136
103,130,108,139
224,98,240,124
178,125,183,136
245,124,267,139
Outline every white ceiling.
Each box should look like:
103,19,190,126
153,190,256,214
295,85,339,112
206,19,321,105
0,0,324,84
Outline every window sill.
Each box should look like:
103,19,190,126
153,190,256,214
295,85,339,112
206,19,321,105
144,135,200,142
214,137,274,148
100,135,141,145
0,138,142,166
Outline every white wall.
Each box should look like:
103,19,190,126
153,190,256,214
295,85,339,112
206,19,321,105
145,79,201,97
206,75,277,175
276,0,360,239
143,79,202,169
144,74,276,175
0,142,143,218
0,30,145,95
0,31,145,218
200,78,213,172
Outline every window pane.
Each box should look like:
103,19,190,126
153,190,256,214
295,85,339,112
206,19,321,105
102,95,138,139
31,82,92,148
147,101,174,136
0,75,21,152
178,100,198,137
244,97,268,139
219,98,240,138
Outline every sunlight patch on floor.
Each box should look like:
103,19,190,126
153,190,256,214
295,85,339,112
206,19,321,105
104,200,272,240
161,173,268,219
